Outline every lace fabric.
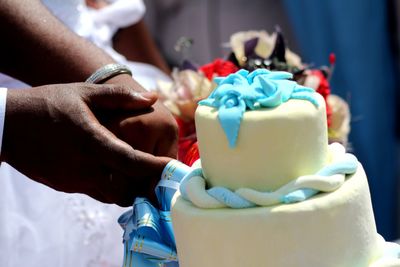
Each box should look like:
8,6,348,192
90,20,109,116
0,163,128,267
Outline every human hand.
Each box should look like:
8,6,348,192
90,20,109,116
103,75,179,159
1,83,172,206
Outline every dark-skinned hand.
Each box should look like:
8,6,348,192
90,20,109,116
102,74,178,159
1,83,173,206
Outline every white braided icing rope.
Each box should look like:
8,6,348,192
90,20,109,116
180,143,358,208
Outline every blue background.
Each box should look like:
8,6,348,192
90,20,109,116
284,0,399,240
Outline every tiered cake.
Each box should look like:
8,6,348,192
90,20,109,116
171,69,399,267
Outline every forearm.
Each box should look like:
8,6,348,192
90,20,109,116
0,0,116,85
0,0,178,164
113,19,171,75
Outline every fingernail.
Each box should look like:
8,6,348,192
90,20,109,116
133,91,157,101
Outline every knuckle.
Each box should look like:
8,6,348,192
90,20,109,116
160,113,178,136
121,117,148,134
95,84,131,97
163,119,178,141
112,84,131,95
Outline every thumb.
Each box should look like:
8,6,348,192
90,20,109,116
86,84,158,110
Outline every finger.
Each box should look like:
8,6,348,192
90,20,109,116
86,84,158,110
95,165,162,207
106,144,172,179
82,106,172,178
103,149,171,204
79,103,174,204
65,165,115,204
98,171,152,207
76,163,139,207
153,126,179,158
94,170,131,206
87,190,113,204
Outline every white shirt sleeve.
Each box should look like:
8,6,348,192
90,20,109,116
0,88,7,155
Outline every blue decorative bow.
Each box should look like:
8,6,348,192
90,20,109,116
118,160,191,267
199,69,319,148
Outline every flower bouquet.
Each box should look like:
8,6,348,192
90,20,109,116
157,28,351,166
157,58,238,165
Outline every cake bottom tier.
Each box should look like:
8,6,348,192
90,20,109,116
171,164,384,267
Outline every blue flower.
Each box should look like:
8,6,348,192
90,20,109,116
199,69,319,148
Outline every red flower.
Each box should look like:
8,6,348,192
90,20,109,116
176,117,200,166
310,70,332,127
183,141,200,166
199,58,239,81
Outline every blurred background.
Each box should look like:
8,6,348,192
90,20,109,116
3,1,399,267
144,0,400,241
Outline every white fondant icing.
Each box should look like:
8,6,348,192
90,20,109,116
172,87,397,267
172,164,384,267
182,143,351,208
236,173,344,205
195,94,329,191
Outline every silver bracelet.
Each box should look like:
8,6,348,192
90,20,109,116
85,63,132,84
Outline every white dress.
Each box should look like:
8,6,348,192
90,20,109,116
43,0,170,90
0,164,126,267
0,0,170,90
0,1,168,266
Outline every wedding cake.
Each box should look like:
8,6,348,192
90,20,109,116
170,69,400,267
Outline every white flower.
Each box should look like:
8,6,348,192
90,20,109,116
157,68,215,121
327,94,351,148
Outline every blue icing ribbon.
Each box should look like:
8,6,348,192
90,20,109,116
317,154,358,176
281,188,317,204
218,101,246,148
199,69,319,148
178,149,359,208
180,168,255,208
207,187,256,208
282,154,359,203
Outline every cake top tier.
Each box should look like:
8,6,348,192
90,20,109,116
199,69,320,147
195,69,329,191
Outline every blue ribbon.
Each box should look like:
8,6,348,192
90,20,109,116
118,160,189,267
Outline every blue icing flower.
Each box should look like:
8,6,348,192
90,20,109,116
199,69,319,148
